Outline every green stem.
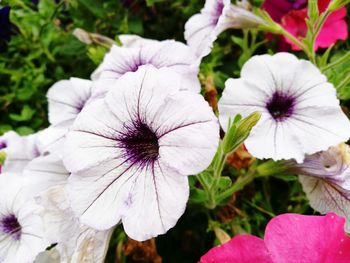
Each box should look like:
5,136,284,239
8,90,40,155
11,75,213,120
206,147,227,208
308,10,330,64
312,11,330,44
196,173,211,195
280,29,314,62
215,169,256,204
322,52,350,71
280,30,306,51
336,73,350,90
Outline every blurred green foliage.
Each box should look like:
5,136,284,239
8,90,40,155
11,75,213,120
0,0,349,262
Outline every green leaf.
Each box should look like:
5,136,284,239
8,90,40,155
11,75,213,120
189,188,208,203
87,46,109,65
9,105,35,122
217,176,232,190
0,125,13,135
15,126,35,135
38,0,56,17
231,36,245,49
318,45,334,68
76,0,106,18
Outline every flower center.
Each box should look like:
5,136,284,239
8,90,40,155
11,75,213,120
266,92,295,121
0,214,21,240
119,121,159,167
0,141,7,150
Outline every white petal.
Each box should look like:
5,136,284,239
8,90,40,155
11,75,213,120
67,161,139,230
156,91,219,175
47,78,92,126
92,46,140,81
218,78,268,131
295,82,338,109
299,174,350,232
242,115,305,161
70,228,112,263
184,13,217,58
63,99,125,173
245,106,350,163
290,59,327,97
105,66,182,124
240,53,300,94
34,249,60,263
143,40,200,93
37,185,78,245
1,131,40,173
290,107,350,158
122,162,189,241
23,154,69,193
38,185,112,263
36,125,68,157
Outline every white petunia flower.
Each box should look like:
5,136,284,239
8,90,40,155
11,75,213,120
0,131,41,173
293,144,350,231
0,174,48,262
47,77,92,127
184,0,264,58
24,155,112,263
91,40,201,98
63,66,219,241
218,53,350,163
38,185,112,263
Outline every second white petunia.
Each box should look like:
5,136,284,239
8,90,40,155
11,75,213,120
218,53,350,163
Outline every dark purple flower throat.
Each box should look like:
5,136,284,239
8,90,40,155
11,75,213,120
119,120,159,167
0,141,7,150
0,214,21,240
266,92,296,121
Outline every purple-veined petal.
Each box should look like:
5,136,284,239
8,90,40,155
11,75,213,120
121,162,189,241
92,40,200,97
47,77,92,127
156,91,219,175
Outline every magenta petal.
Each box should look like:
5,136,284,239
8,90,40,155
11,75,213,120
199,235,273,263
315,8,348,48
265,213,350,263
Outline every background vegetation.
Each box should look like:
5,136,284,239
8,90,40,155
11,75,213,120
0,0,349,262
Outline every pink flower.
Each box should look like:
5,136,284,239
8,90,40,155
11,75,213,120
263,0,348,51
200,213,350,263
282,4,347,50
